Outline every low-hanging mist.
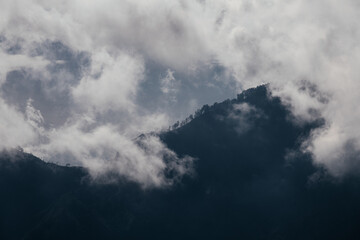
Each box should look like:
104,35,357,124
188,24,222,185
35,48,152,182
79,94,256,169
1,0,360,184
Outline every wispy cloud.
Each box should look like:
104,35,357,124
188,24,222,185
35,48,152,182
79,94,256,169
1,0,360,180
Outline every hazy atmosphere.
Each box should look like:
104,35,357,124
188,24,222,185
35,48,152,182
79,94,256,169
1,0,360,184
3,1,360,239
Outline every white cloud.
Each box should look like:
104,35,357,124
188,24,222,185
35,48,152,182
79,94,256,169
27,122,193,188
0,98,37,149
160,69,179,102
1,0,360,179
72,50,144,113
0,49,49,84
25,98,45,133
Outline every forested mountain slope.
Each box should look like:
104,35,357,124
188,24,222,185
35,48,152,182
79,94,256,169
1,85,360,239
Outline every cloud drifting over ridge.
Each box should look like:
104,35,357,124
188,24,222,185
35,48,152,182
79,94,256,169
1,0,360,180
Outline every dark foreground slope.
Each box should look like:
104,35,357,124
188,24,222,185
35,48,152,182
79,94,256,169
1,85,360,239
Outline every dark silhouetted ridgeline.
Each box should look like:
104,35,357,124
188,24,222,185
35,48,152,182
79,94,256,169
1,85,360,239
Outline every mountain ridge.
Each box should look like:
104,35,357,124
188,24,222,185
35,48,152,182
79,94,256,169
1,85,360,239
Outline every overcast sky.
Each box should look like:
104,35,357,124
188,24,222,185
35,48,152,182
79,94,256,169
1,0,360,185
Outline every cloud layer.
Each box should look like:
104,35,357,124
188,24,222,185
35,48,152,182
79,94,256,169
1,0,360,182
